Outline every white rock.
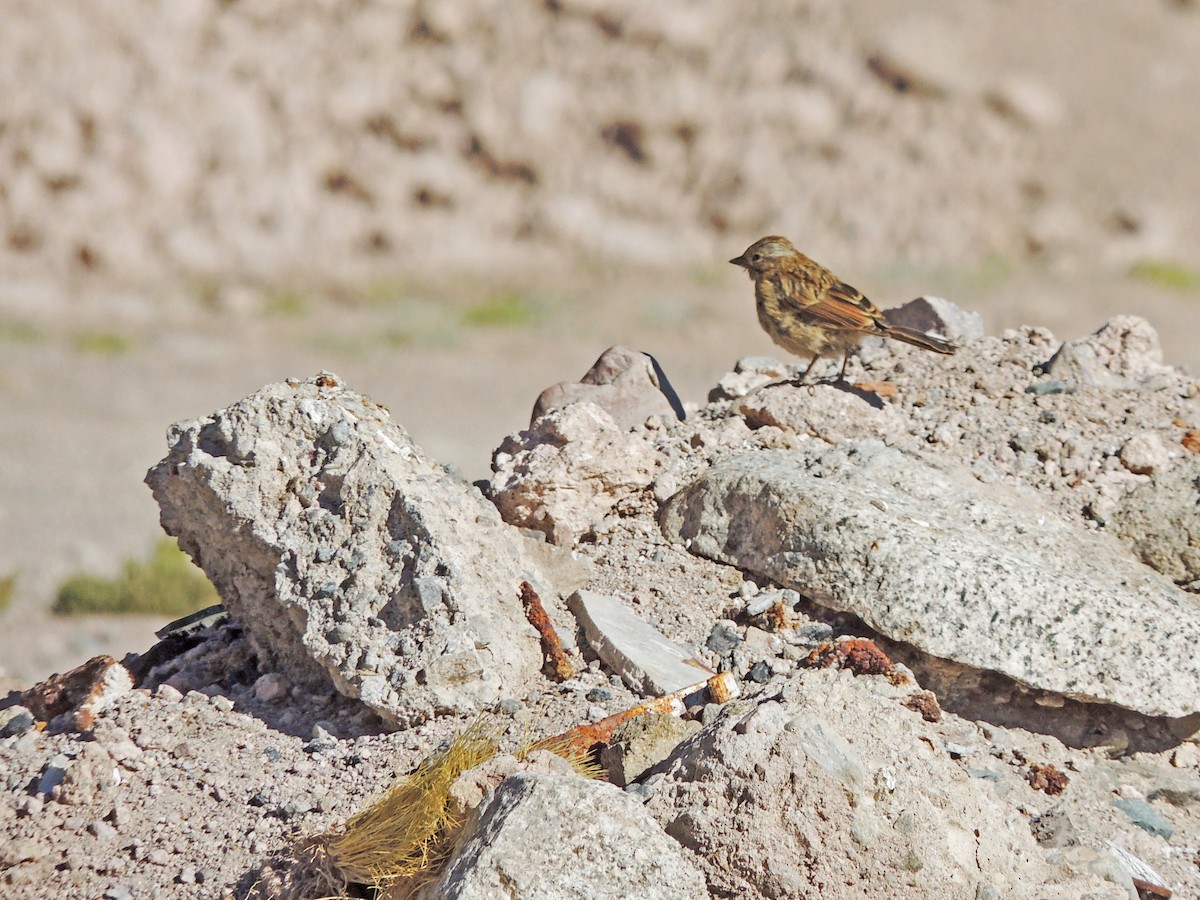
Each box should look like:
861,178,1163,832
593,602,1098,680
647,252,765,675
490,403,658,545
426,773,708,900
568,590,713,697
1118,432,1168,476
146,373,550,726
661,442,1200,717
645,672,1111,899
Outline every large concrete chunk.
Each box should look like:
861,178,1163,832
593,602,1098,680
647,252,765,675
660,442,1200,717
425,773,708,900
645,672,1115,899
145,373,546,725
1111,458,1200,586
490,402,658,545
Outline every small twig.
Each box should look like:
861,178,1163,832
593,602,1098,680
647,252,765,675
520,582,576,682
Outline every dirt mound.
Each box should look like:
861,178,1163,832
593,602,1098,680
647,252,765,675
2,0,1045,304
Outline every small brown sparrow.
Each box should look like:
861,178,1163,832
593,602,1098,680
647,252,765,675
730,235,956,381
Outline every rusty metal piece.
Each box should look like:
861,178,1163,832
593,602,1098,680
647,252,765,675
520,581,576,682
535,691,686,760
801,638,909,685
901,690,942,723
852,380,898,398
705,671,740,704
1026,762,1069,795
21,655,134,731
764,600,795,632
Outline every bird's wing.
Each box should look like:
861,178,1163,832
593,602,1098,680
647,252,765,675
804,281,887,331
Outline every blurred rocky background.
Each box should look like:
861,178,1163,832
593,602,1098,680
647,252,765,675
2,0,1199,683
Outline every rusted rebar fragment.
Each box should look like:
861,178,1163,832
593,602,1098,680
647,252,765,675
800,638,909,685
21,654,133,731
520,581,576,681
1026,762,1069,795
536,671,741,761
534,692,688,761
705,671,740,704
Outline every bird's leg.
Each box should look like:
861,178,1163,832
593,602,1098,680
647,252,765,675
799,356,819,383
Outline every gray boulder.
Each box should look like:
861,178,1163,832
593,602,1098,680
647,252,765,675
1111,458,1200,586
886,295,985,341
645,672,1113,899
659,442,1200,717
145,373,547,725
1043,316,1173,389
531,344,685,429
424,773,708,900
490,402,658,545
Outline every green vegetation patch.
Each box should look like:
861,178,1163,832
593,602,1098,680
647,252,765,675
0,320,46,343
53,539,219,617
0,573,15,614
1129,260,1200,291
73,330,135,355
462,291,538,327
263,292,309,317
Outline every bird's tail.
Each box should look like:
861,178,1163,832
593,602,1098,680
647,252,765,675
884,324,957,355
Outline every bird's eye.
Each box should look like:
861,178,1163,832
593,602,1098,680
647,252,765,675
751,253,761,262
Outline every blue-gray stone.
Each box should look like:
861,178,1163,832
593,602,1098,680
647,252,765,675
1112,797,1174,839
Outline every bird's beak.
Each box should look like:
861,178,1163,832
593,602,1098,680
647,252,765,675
729,255,748,268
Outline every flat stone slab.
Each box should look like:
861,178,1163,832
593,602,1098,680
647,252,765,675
660,442,1200,718
567,590,713,696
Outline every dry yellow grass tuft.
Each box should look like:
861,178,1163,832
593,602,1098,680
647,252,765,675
280,714,602,900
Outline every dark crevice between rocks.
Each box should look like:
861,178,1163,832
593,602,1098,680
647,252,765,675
774,589,1199,753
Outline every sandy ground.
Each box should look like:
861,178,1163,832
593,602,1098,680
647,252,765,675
2,0,1200,684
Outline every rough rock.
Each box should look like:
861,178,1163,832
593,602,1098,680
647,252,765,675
1118,432,1170,476
600,712,701,787
422,773,708,900
490,403,658,545
645,671,1113,899
660,442,1200,717
1044,316,1174,389
886,295,986,341
708,356,791,402
145,372,548,725
1111,458,1200,584
531,345,685,430
568,590,714,696
446,750,577,819
21,655,133,732
735,382,909,445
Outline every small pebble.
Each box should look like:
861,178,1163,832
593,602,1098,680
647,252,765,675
747,661,772,684
585,686,614,703
147,848,171,866
497,698,524,716
624,782,655,803
706,621,741,654
157,686,184,710
0,706,35,738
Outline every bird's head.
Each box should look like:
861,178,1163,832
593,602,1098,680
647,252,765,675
729,235,797,273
